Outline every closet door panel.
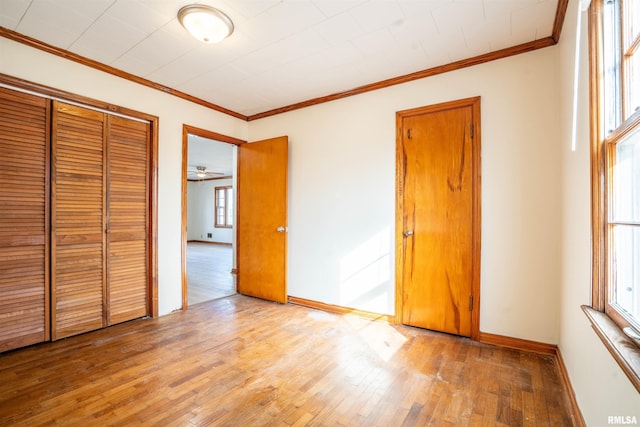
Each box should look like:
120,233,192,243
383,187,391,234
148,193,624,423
0,88,49,352
106,116,149,325
52,102,106,340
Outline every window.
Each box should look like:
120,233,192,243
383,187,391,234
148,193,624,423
597,0,640,327
215,186,233,228
609,127,640,325
589,0,640,391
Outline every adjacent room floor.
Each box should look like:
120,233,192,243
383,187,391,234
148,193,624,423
187,241,235,305
0,295,575,426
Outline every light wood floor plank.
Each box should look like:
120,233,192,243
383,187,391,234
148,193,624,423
0,295,574,426
187,242,235,305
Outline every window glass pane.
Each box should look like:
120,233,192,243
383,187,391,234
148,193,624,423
227,189,234,226
604,0,623,133
627,50,640,117
612,224,640,324
629,0,640,45
612,127,640,222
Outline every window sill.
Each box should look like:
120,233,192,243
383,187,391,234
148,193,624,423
582,305,640,393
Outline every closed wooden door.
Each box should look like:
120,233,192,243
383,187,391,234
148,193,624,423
51,102,106,339
106,116,150,325
51,104,151,339
396,98,480,337
237,136,288,303
0,87,50,352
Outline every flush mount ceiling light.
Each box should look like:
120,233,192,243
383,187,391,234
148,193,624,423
178,4,234,44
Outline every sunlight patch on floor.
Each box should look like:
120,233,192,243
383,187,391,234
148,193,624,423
343,315,407,363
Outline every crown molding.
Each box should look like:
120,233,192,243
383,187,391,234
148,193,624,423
247,37,556,121
1,0,568,122
0,26,247,121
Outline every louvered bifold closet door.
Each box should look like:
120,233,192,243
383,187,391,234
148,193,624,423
51,102,106,340
0,88,49,352
106,116,149,325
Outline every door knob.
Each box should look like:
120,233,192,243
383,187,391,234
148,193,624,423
403,230,414,237
276,226,287,233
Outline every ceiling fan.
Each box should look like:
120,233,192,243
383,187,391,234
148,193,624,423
187,165,224,180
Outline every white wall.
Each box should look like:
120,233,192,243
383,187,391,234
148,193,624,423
558,0,640,423
0,37,248,316
249,45,563,344
187,178,234,244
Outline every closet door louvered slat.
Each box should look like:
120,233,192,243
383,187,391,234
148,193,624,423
51,102,106,340
0,87,49,352
106,116,149,325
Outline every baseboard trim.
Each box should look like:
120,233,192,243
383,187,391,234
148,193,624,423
187,240,232,246
478,331,557,355
556,349,586,427
287,296,395,323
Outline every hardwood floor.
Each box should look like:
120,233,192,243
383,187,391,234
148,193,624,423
187,242,235,305
0,295,575,426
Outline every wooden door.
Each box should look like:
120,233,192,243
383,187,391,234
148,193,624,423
396,98,480,338
237,136,288,303
51,102,106,340
0,87,50,352
106,116,150,325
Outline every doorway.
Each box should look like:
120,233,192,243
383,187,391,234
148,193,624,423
395,97,481,339
181,125,245,309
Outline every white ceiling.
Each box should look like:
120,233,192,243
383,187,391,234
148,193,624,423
188,134,234,178
0,0,560,117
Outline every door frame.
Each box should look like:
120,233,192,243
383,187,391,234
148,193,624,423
394,96,482,340
180,124,246,310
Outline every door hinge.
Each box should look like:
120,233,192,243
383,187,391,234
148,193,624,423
470,124,474,139
469,295,474,311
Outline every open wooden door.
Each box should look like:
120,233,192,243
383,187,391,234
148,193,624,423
237,136,288,303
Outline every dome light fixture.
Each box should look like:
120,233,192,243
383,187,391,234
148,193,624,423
178,4,234,44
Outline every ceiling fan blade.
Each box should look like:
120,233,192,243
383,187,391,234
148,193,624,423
186,166,226,179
